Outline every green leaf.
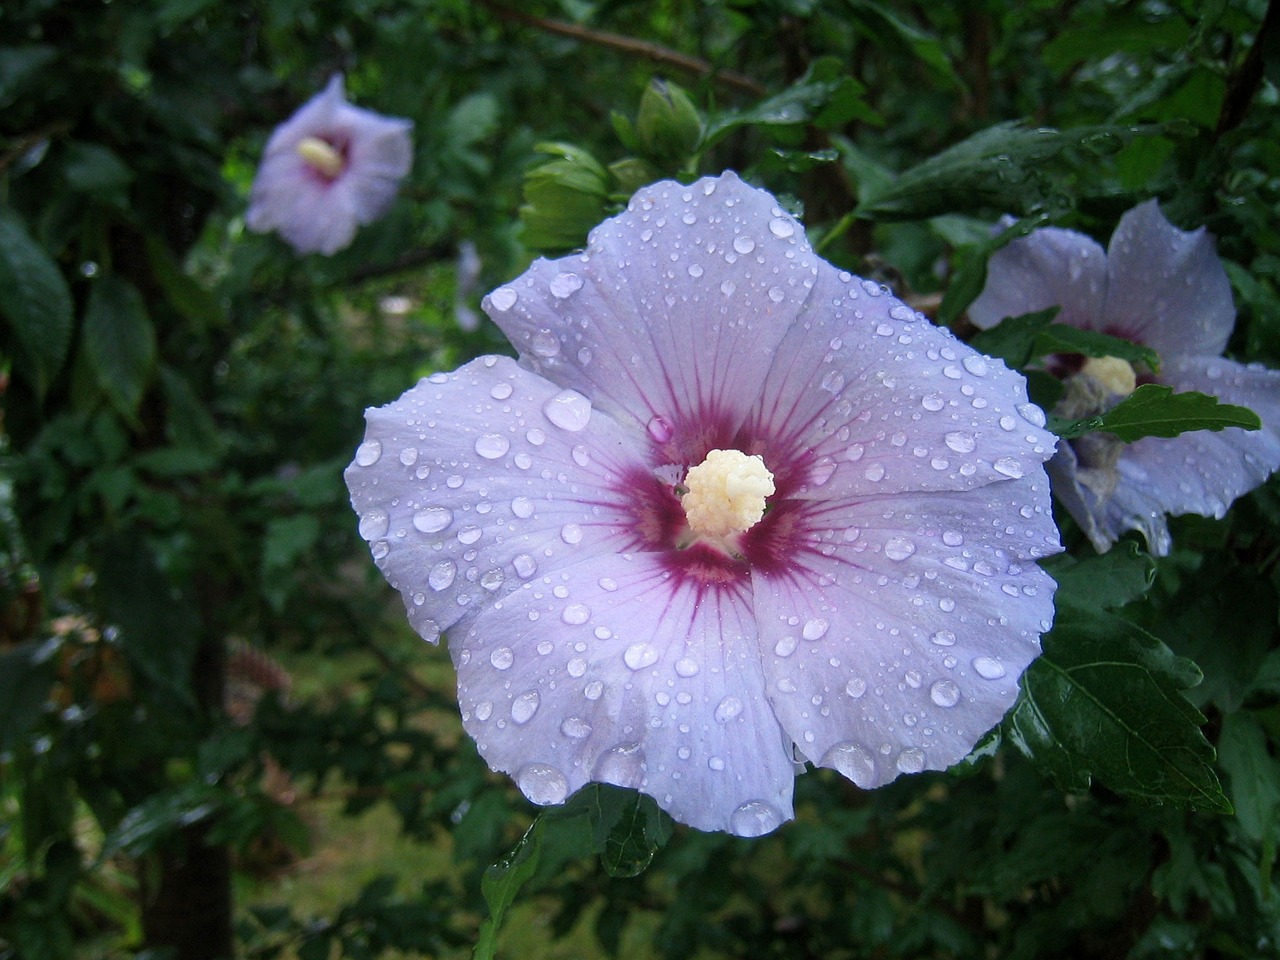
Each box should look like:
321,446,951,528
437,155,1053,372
856,121,1178,221
1050,384,1261,442
968,310,1159,371
83,275,157,419
588,785,673,878
144,235,224,330
101,783,223,858
841,0,962,91
702,58,879,151
1007,611,1230,812
968,308,1061,368
939,215,1050,326
0,206,74,397
62,141,134,196
473,820,545,960
1044,541,1157,611
1217,712,1280,845
0,45,57,109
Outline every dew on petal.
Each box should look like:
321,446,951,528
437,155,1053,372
358,509,389,541
973,657,1007,679
354,440,382,466
802,618,830,641
516,762,568,805
428,560,456,591
475,433,510,459
511,496,535,519
596,742,645,788
993,457,1024,478
490,287,517,311
413,507,452,533
549,272,584,298
511,690,541,723
562,602,591,625
884,537,916,561
930,679,961,707
769,217,796,238
544,390,593,431
490,646,514,670
714,696,743,722
624,642,659,670
896,748,926,774
560,716,593,739
822,741,876,788
730,800,783,837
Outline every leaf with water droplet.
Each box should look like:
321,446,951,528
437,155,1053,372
1050,384,1261,442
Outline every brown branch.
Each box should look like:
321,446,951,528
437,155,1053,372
1215,0,1280,139
474,0,766,98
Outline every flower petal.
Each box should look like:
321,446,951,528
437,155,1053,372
344,356,643,643
751,479,1058,784
455,553,797,836
1101,200,1234,358
967,223,1106,331
749,266,1058,499
483,173,821,441
1063,355,1280,554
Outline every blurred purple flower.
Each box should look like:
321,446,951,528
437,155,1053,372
970,201,1280,555
346,173,1060,836
246,75,412,256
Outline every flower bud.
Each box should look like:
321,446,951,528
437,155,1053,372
636,79,703,164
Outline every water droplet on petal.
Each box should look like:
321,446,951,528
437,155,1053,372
562,603,591,625
944,431,975,454
675,657,700,677
973,657,1006,679
730,800,783,837
413,507,452,533
930,679,960,707
490,287,518,311
511,497,535,519
596,742,645,788
714,696,743,722
429,560,456,591
550,272,584,298
647,416,673,443
475,433,510,459
560,523,583,544
884,537,916,561
490,647,514,670
490,382,513,400
822,741,876,788
560,716,592,739
513,554,537,578
358,510,389,540
769,217,795,238
962,355,988,376
896,748,926,774
993,457,1024,478
802,618,829,641
544,390,593,431
531,330,561,357
845,678,867,699
511,690,540,724
733,235,755,254
516,762,568,805
355,440,382,466
624,642,659,670
399,446,419,465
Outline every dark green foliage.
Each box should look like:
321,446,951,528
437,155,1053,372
1,1,1279,959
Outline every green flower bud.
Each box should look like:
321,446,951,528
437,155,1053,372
519,143,610,252
636,79,703,164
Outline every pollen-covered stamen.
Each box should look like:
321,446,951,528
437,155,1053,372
682,449,775,539
1080,355,1137,399
296,136,345,178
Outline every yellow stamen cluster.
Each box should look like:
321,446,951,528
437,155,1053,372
296,136,345,178
1081,355,1137,398
682,449,775,538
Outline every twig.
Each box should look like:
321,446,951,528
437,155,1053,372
1215,0,1279,139
474,0,766,98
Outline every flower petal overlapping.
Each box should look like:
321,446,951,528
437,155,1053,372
347,172,1061,835
970,200,1280,554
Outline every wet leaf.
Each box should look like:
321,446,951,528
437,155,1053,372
1051,384,1261,442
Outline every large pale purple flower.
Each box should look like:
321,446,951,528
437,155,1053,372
246,75,412,256
346,173,1060,836
969,201,1280,555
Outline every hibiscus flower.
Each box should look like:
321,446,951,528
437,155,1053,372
346,173,1059,835
246,74,412,255
969,200,1280,555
